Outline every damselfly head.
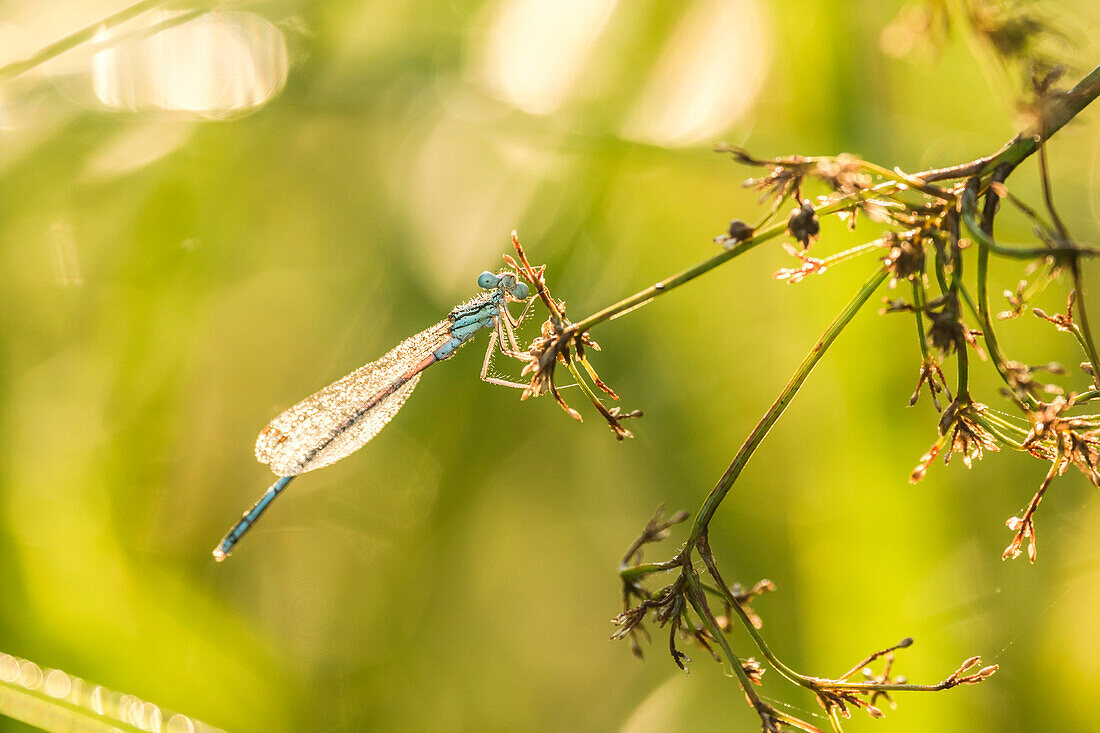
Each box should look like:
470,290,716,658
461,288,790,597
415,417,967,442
491,271,529,301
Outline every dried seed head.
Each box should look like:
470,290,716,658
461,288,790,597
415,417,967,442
942,406,999,469
787,200,820,249
882,230,926,281
927,309,964,355
741,658,766,686
814,154,871,194
727,219,755,242
717,219,757,251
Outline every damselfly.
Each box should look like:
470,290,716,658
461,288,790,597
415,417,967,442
213,269,532,560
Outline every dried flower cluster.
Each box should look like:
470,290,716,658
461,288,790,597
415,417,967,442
502,232,642,440
596,54,1100,733
485,8,1100,731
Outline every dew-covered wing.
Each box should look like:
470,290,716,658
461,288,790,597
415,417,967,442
255,320,451,476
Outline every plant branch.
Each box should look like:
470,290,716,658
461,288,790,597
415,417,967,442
916,65,1100,182
696,534,811,687
683,569,824,733
607,52,1097,733
1072,263,1100,390
687,266,889,541
571,187,901,335
971,169,1045,411
574,66,1100,342
960,180,1099,258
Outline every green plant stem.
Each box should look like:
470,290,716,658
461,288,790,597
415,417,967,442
619,560,680,582
572,188,898,335
955,327,970,397
961,182,1100,258
976,410,1030,445
955,283,985,331
917,65,1100,183
913,279,931,364
575,66,1100,339
683,570,824,733
1072,263,1100,390
682,571,765,702
696,535,813,687
972,416,1025,449
0,0,174,83
963,198,1093,254
931,234,952,295
686,266,889,541
1065,322,1098,370
822,240,881,268
563,359,610,419
968,173,1044,411
817,679,975,693
947,213,970,398
854,159,952,200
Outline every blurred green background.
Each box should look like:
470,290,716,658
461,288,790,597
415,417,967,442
1,1,1100,731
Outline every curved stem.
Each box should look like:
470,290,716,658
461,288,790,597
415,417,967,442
967,174,1043,411
912,278,934,367
687,266,889,541
932,233,952,295
960,196,1098,259
696,535,814,687
683,569,824,733
955,330,970,397
972,414,1025,449
682,570,765,700
946,211,969,398
1072,263,1100,390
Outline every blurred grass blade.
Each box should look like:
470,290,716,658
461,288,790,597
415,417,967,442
0,651,225,733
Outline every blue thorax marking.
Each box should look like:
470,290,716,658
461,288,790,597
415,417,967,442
433,290,506,361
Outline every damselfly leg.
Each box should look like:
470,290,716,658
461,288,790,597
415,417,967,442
480,289,536,389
